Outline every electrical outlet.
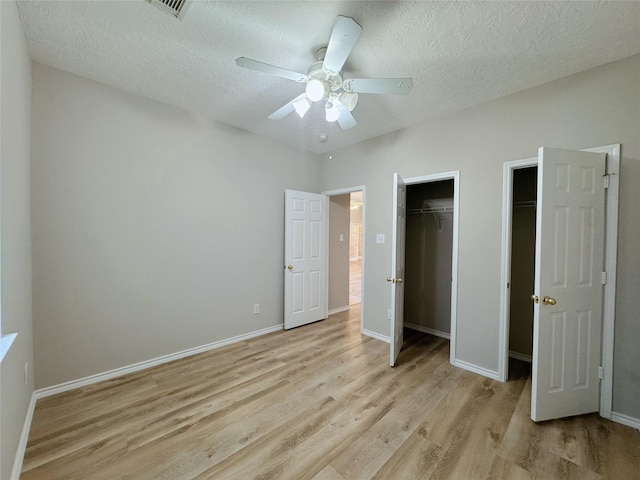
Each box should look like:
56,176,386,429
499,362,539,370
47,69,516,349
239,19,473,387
387,309,392,320
24,363,29,385
253,304,260,314
376,234,385,244
339,234,344,242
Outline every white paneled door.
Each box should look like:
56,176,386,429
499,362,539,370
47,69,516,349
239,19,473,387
284,190,328,330
389,173,407,366
531,147,606,422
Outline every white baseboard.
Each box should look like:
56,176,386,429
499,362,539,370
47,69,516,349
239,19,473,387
361,328,390,343
452,358,500,381
509,350,532,363
611,411,640,431
404,322,451,339
35,323,284,399
11,392,37,480
328,305,350,316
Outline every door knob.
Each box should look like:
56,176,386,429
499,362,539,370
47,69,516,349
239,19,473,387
387,277,394,283
542,295,557,305
286,265,293,270
531,295,539,304
396,278,403,284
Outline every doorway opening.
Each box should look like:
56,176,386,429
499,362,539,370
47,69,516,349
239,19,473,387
506,166,537,373
325,186,365,331
349,192,363,305
389,171,459,367
499,145,620,420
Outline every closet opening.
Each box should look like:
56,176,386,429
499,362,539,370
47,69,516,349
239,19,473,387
404,179,455,341
507,166,537,377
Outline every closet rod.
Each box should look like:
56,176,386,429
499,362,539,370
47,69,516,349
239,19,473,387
407,206,454,215
513,200,537,208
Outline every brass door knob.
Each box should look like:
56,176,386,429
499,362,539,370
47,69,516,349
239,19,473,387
542,295,557,305
386,277,393,283
531,295,539,304
396,278,403,284
286,265,293,270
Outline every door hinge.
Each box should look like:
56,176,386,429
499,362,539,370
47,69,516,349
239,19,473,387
603,175,610,189
601,272,607,284
598,366,604,380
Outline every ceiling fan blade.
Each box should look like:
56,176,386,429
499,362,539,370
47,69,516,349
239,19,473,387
344,77,414,95
323,15,362,75
335,101,357,130
235,57,308,83
268,93,307,120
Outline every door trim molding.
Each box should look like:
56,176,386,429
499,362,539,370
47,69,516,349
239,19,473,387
323,185,366,333
402,171,460,367
498,144,620,421
583,144,620,419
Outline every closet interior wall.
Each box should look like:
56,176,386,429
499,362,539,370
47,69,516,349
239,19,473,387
509,167,538,362
404,180,454,337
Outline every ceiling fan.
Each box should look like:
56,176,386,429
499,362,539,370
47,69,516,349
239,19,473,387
235,15,414,130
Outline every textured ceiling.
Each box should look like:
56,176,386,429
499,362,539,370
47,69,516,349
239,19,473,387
16,1,640,154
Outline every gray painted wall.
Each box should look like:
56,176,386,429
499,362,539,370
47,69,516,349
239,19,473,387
321,55,640,419
31,64,321,388
328,194,350,311
0,1,35,478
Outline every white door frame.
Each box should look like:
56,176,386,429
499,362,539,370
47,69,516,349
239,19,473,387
323,185,366,332
498,144,620,419
402,172,460,366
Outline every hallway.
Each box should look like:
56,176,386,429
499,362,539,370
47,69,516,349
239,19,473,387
349,260,361,305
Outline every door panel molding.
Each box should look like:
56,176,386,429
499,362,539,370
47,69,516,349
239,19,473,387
390,173,406,366
284,190,328,329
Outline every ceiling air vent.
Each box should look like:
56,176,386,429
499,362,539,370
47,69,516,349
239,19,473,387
148,0,191,20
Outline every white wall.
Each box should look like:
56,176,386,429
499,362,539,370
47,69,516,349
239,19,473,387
31,64,321,388
0,1,35,478
321,55,640,419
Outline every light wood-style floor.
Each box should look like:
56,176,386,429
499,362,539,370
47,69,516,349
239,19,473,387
22,306,639,479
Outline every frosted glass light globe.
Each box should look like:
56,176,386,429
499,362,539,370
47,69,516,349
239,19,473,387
306,79,325,102
293,97,311,118
325,103,341,122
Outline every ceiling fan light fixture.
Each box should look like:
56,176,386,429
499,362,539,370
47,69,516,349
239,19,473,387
325,103,341,122
306,79,326,102
293,97,311,118
338,91,358,111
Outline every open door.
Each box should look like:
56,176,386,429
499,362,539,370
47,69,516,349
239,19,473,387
389,173,406,366
284,190,328,330
531,147,606,422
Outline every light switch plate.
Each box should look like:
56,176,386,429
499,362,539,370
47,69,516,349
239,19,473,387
376,234,385,244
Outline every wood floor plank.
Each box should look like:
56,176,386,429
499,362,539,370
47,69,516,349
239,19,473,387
311,465,347,480
369,429,443,480
330,359,461,479
21,307,640,479
484,456,535,480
